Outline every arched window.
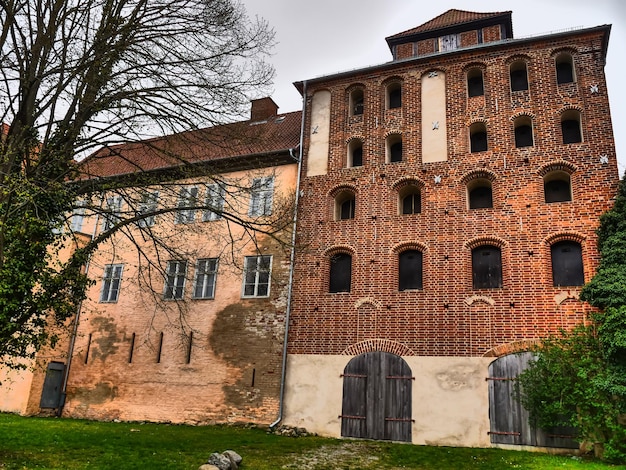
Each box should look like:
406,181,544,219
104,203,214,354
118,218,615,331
472,245,502,289
514,116,534,148
335,190,356,220
561,110,582,144
467,68,484,97
400,188,421,215
329,253,352,293
470,122,488,152
386,82,402,109
347,140,363,167
544,171,572,203
350,88,364,116
510,61,529,91
399,250,423,291
468,178,493,209
555,53,575,84
551,241,584,286
386,134,402,163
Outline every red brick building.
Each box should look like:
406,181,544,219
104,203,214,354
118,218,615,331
282,10,618,449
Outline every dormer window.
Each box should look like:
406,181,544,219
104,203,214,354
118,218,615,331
439,34,458,51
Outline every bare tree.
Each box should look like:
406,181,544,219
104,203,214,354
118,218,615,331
0,0,280,368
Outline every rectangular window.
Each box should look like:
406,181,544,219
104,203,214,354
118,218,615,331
175,186,198,224
202,184,225,222
164,260,187,299
242,255,272,298
248,176,274,217
193,258,218,299
70,201,86,232
137,191,159,227
100,264,123,302
102,196,122,231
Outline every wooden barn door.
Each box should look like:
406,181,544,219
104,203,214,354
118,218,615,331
488,352,578,448
341,352,413,442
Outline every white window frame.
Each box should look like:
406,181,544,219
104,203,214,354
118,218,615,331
102,196,122,231
193,258,218,299
202,183,225,222
70,200,86,232
137,191,159,227
164,260,187,300
100,264,124,302
248,176,274,217
242,255,272,298
175,186,198,224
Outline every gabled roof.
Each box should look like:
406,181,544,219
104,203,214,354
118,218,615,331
386,9,513,48
79,111,302,179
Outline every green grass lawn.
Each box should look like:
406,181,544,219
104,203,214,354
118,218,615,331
0,413,624,470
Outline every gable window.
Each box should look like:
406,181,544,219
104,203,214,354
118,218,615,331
469,122,488,153
399,250,423,291
510,61,529,92
514,116,534,148
386,134,403,163
329,253,352,293
203,183,225,221
100,264,123,303
472,245,502,289
561,110,582,144
348,140,363,167
137,191,159,228
468,179,493,209
249,176,274,216
102,196,122,231
386,82,402,109
544,171,572,203
164,260,187,300
70,201,86,232
467,68,484,97
439,34,459,51
335,190,356,220
350,89,364,116
399,186,421,215
242,255,272,298
551,241,584,286
175,186,198,224
556,53,575,84
193,258,218,299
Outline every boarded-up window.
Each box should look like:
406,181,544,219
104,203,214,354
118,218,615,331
399,250,423,291
329,253,351,293
472,245,502,289
551,241,584,286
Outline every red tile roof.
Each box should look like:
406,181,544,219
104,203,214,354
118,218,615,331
386,9,511,41
80,111,302,178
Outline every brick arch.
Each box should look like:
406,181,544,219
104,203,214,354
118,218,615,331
341,339,415,356
329,183,358,198
354,297,382,310
391,241,428,254
391,176,426,191
382,75,403,86
466,116,488,127
509,111,536,121
324,244,356,257
346,83,366,94
537,160,578,177
550,46,578,59
543,231,586,246
482,339,541,357
383,130,402,139
460,168,498,185
463,62,487,73
345,135,365,145
505,54,531,66
464,235,507,250
559,104,583,114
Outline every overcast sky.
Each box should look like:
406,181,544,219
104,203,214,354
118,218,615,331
241,0,626,175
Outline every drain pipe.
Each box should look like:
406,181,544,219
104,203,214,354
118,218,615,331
58,207,101,416
270,81,307,430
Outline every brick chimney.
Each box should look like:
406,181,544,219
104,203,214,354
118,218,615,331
250,97,279,121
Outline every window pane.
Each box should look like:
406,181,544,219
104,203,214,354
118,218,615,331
515,125,533,148
510,68,528,91
340,198,355,220
242,255,271,297
469,185,493,209
399,250,423,291
551,242,584,286
402,193,421,215
100,264,123,302
389,87,401,108
468,75,484,97
390,141,402,162
330,254,351,293
470,131,488,152
562,120,581,144
556,61,573,84
352,146,363,167
544,178,572,203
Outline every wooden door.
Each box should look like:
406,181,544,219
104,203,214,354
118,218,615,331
488,352,578,448
341,352,412,442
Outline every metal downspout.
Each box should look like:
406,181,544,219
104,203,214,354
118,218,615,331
270,81,307,429
58,208,101,416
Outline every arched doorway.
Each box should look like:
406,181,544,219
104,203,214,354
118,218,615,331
340,351,413,442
